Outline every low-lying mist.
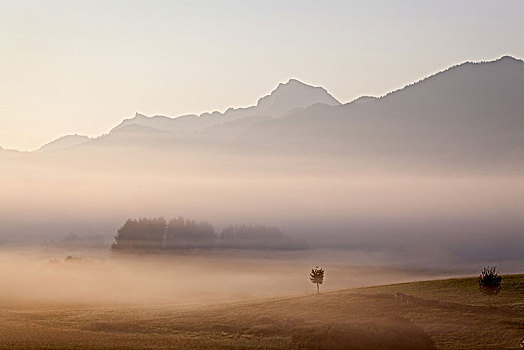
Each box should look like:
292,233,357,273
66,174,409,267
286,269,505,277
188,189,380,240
1,149,523,273
0,247,488,307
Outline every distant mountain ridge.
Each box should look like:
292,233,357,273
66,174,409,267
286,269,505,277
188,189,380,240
235,55,524,164
34,56,524,170
38,78,340,151
109,78,341,136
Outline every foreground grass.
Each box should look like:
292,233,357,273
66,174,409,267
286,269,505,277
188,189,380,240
0,275,522,349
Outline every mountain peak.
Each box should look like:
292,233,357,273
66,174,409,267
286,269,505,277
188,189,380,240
256,79,341,116
277,78,323,89
498,55,519,62
284,78,307,86
493,55,524,66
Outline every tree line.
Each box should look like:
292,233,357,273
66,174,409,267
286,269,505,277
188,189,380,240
111,217,308,251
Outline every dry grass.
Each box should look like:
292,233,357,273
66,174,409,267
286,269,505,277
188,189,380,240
0,275,522,349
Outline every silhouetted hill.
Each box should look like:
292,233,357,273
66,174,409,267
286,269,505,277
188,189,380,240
38,134,91,152
348,96,378,105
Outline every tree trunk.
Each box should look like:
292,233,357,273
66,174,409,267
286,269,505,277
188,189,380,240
316,283,319,294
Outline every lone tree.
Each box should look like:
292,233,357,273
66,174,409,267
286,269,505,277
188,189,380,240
310,266,325,294
478,266,502,306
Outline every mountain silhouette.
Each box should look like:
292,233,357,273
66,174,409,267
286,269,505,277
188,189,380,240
232,56,524,167
34,56,524,170
109,79,340,136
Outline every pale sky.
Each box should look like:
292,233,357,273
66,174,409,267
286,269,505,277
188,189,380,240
1,0,523,151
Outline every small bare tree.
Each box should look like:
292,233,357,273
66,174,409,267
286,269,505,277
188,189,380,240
478,266,502,306
310,266,325,294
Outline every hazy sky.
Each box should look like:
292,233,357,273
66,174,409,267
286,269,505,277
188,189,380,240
1,0,523,151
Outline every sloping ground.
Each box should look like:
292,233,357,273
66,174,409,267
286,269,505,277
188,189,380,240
353,274,524,349
354,274,524,312
0,275,522,349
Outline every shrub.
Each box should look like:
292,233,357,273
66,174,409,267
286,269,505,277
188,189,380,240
478,266,502,306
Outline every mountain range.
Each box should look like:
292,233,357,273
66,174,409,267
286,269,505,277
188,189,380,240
8,55,524,171
36,78,341,151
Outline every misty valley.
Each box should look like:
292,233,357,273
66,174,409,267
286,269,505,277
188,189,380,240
1,55,523,349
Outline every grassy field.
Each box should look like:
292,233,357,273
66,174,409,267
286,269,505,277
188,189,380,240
0,275,522,349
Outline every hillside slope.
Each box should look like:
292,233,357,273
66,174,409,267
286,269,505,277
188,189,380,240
38,134,91,152
0,275,522,349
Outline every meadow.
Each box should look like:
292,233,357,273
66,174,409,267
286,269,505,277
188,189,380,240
0,273,522,349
